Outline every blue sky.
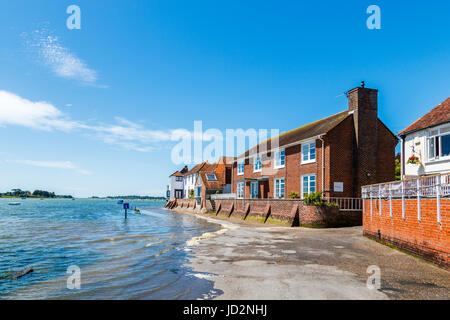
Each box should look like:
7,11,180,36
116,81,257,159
0,0,449,197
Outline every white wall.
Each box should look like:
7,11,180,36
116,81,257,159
183,173,197,198
403,123,450,176
168,176,184,198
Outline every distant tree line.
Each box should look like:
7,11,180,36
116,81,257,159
105,195,165,200
0,189,73,198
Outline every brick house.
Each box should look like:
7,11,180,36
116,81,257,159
231,84,398,200
194,158,234,207
398,97,450,177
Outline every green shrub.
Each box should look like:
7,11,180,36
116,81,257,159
188,189,195,199
303,192,325,206
303,192,337,208
288,191,300,199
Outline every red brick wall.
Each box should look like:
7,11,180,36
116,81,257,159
212,199,360,227
326,116,355,198
376,121,398,185
363,198,450,270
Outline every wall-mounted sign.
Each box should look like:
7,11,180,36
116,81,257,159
334,182,344,192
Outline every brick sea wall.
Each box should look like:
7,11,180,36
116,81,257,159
167,198,362,228
363,198,450,270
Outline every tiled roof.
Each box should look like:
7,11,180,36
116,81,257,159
399,97,450,136
198,171,225,190
184,162,207,176
170,171,183,177
239,110,351,159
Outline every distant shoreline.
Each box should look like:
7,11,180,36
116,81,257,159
0,196,72,199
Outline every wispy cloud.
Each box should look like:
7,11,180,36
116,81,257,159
12,160,92,175
0,90,177,152
24,27,101,86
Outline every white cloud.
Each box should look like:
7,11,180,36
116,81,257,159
0,90,176,152
12,160,92,175
0,90,81,131
25,28,99,85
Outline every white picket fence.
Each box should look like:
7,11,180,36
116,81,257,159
361,172,450,223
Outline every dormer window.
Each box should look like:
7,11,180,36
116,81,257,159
206,174,217,181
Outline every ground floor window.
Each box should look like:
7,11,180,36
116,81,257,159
274,178,285,199
195,186,202,198
237,182,244,198
302,174,316,198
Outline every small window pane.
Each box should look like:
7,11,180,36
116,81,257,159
310,143,316,160
441,126,450,134
441,135,450,157
429,138,435,159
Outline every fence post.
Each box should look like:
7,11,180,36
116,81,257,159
378,185,382,216
362,189,365,214
401,181,405,219
389,183,392,217
370,188,373,220
436,176,441,224
417,178,421,222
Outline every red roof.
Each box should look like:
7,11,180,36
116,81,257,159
399,97,450,135
170,171,184,177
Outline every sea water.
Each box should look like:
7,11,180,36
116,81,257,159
0,198,222,299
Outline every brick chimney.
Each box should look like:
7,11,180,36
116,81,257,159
347,82,379,195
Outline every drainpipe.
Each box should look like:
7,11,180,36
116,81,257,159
318,134,326,198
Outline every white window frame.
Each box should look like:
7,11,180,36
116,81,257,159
427,125,450,162
301,140,316,164
274,149,285,169
237,182,244,199
206,174,217,181
301,174,316,199
237,160,245,176
253,155,262,172
274,178,285,199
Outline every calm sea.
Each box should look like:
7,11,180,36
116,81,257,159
0,198,222,299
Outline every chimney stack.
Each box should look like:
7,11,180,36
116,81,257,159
347,83,379,194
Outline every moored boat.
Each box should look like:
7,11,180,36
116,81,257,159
8,202,21,206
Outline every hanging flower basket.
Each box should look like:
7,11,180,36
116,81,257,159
407,155,421,165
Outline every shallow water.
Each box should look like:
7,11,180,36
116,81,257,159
0,198,222,299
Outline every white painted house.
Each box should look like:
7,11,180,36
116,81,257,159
399,97,450,177
168,166,188,199
182,163,206,199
